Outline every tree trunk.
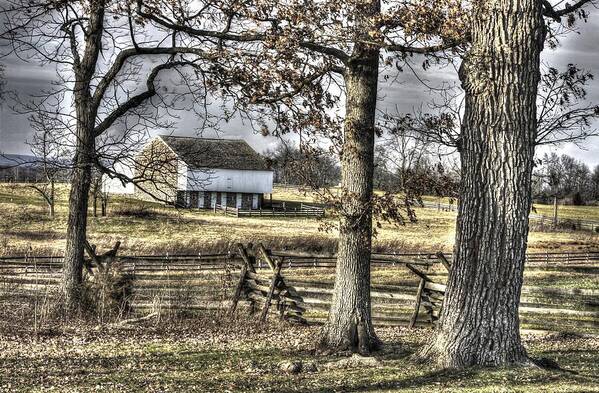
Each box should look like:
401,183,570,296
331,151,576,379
552,195,558,228
61,2,104,309
62,122,95,309
49,180,55,219
101,194,107,217
422,0,544,367
92,185,98,218
321,0,380,353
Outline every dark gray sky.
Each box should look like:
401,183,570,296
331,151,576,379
1,14,598,167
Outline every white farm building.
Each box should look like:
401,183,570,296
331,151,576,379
109,135,273,209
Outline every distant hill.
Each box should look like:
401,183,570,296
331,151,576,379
0,154,40,168
0,154,71,169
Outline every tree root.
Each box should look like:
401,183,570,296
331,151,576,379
318,311,382,356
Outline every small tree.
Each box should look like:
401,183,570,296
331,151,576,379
27,112,71,218
2,0,216,310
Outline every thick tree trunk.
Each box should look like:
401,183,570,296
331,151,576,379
321,1,381,353
423,0,544,367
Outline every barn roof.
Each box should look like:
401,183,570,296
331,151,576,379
158,135,269,171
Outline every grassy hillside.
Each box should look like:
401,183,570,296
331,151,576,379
1,183,599,256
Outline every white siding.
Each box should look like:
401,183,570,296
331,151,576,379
101,163,134,194
185,168,273,194
177,160,188,190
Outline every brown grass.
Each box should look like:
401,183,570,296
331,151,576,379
1,183,599,257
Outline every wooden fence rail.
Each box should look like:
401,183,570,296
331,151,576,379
1,246,597,333
421,201,599,232
213,203,325,218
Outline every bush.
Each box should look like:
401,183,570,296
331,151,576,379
82,259,134,323
112,204,167,219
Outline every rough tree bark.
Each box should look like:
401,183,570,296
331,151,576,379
320,0,381,353
422,0,545,367
61,2,104,309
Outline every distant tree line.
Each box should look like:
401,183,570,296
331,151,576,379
534,153,599,206
263,142,341,188
373,114,460,200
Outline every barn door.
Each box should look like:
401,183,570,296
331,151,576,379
190,192,199,208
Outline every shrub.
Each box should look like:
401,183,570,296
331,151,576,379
112,204,167,219
81,259,134,323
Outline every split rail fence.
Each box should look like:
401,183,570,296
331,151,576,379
1,247,597,334
421,201,599,232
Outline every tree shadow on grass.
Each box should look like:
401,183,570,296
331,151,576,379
303,363,599,393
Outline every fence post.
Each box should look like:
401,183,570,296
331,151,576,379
436,252,451,272
258,245,282,322
409,278,425,328
229,263,248,315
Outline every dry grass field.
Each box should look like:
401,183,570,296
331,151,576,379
1,183,599,256
1,183,598,392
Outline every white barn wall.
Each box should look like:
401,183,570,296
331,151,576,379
177,160,188,190
101,163,134,194
185,168,273,194
102,176,135,194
